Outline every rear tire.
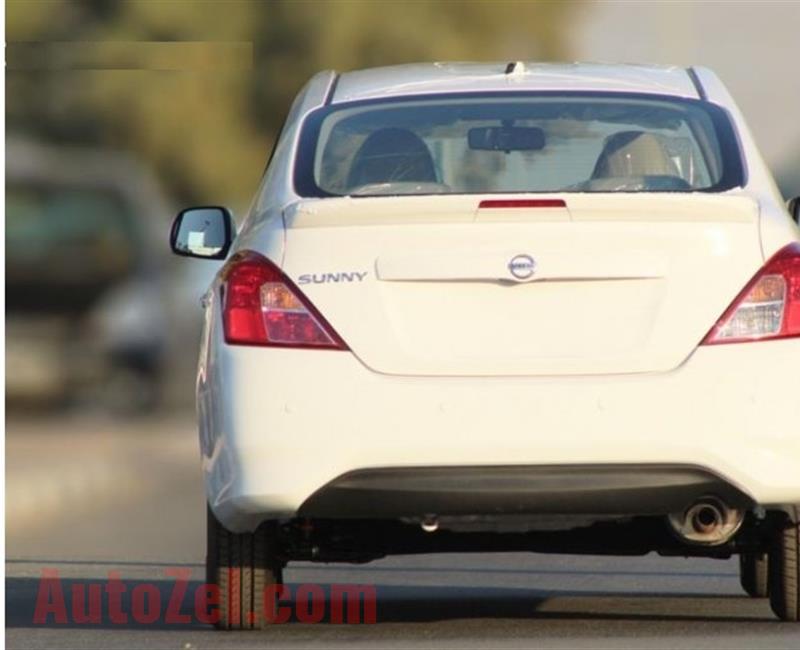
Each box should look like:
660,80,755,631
739,552,769,598
768,519,800,621
206,505,284,629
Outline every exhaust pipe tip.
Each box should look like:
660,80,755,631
668,497,743,546
690,503,724,534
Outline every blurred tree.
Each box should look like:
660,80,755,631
7,0,580,211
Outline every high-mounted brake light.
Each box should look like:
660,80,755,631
702,242,800,345
478,199,567,209
220,251,348,349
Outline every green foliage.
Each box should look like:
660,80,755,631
7,0,578,208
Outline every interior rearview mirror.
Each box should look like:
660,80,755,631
468,126,545,152
788,197,800,225
170,206,234,260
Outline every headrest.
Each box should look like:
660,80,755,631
347,128,437,189
592,130,678,179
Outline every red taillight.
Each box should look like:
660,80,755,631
221,251,348,349
702,242,800,345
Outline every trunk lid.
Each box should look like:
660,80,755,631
281,194,761,376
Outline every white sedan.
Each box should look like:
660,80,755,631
170,62,800,628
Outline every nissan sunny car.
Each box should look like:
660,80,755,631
170,62,800,628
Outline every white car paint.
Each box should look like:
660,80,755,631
333,62,700,102
195,63,800,532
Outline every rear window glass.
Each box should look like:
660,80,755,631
295,93,743,197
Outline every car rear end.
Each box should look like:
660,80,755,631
179,65,800,626
204,191,800,530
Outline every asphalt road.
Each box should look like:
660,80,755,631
6,415,800,649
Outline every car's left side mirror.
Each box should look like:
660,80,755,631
788,197,800,225
170,206,234,260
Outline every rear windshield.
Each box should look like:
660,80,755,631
295,93,744,197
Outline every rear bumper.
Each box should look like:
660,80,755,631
298,464,754,518
199,325,800,532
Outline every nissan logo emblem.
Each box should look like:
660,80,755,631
508,254,537,280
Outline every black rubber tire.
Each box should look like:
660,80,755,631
768,520,800,621
206,505,284,629
739,552,769,598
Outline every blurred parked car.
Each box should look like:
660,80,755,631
5,137,176,413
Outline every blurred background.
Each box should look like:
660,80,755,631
5,0,800,559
